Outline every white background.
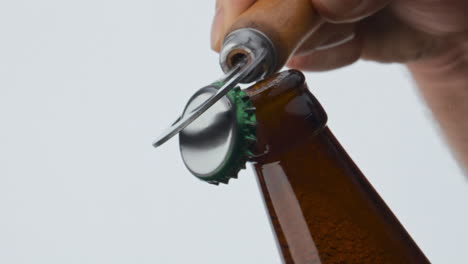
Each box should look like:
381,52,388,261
0,1,467,263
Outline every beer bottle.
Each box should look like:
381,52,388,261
175,69,430,263
242,70,430,264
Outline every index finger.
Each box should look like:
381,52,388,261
211,0,257,51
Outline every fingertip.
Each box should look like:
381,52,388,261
210,5,224,52
210,0,257,52
210,41,221,53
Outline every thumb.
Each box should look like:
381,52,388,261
211,0,257,52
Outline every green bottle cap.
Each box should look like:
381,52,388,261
179,83,256,185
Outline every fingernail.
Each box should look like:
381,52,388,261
210,5,224,50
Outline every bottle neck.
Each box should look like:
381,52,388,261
245,70,429,264
246,70,327,163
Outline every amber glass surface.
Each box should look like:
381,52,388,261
245,70,430,264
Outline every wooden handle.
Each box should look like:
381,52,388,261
228,0,322,71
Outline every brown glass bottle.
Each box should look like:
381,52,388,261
244,70,430,264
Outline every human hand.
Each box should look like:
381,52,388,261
210,0,468,171
210,0,468,71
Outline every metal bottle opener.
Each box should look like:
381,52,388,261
152,28,277,148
